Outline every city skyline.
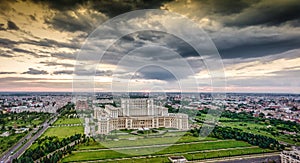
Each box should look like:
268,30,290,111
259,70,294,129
0,0,299,93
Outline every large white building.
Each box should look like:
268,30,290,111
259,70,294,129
281,147,300,163
85,98,189,135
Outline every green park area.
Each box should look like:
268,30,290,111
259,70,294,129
0,112,51,155
101,147,274,163
53,118,82,125
42,126,83,139
62,136,274,162
0,133,26,155
196,110,300,145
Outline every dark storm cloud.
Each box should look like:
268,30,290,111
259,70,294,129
132,66,177,81
223,0,300,27
22,68,48,75
204,0,251,15
7,20,19,30
103,31,199,62
177,0,300,27
0,37,78,58
32,0,172,32
33,0,172,17
45,8,107,33
215,36,300,59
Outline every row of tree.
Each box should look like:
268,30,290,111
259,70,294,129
210,126,285,150
56,103,75,116
221,110,300,133
14,134,85,162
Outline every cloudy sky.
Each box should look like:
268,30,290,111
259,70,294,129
0,0,299,93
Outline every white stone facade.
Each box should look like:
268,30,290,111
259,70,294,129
86,98,189,135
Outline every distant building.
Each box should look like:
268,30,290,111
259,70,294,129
0,131,10,137
76,100,89,110
85,98,189,135
280,146,300,163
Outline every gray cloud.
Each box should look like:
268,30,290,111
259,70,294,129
22,68,48,75
132,66,177,81
73,69,112,76
222,0,300,27
0,53,14,58
7,20,19,30
0,72,16,74
33,0,172,17
215,36,300,59
0,23,5,30
51,52,76,60
40,61,74,68
53,70,73,75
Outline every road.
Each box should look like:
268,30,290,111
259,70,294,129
0,129,35,162
0,114,59,163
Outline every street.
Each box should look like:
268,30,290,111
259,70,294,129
0,114,58,163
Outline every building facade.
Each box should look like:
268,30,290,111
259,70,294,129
85,98,189,135
280,147,300,163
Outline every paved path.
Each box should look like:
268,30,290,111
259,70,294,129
0,129,35,162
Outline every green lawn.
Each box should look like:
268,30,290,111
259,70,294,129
53,118,82,125
183,147,275,160
63,140,251,162
101,147,275,163
42,126,83,139
78,136,217,150
105,156,170,163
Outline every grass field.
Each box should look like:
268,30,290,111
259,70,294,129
183,147,274,160
42,126,83,139
53,118,82,125
78,136,217,150
63,140,252,162
101,147,275,163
